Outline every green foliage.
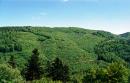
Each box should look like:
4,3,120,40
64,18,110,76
0,27,130,82
0,64,23,83
31,78,62,83
92,31,116,39
95,39,130,63
0,29,22,53
46,57,70,82
8,55,16,68
22,49,43,81
82,68,107,83
0,27,104,74
106,62,129,83
120,32,130,39
83,62,129,83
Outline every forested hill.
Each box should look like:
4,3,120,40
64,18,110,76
120,32,130,39
0,26,130,82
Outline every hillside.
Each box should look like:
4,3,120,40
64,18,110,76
0,26,130,82
120,32,130,39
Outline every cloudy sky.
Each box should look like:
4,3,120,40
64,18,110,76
0,0,130,34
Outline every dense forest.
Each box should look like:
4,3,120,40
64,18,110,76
0,26,130,83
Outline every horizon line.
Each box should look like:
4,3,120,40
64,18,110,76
0,25,128,35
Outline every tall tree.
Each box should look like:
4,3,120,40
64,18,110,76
8,55,16,68
23,48,43,81
46,57,70,83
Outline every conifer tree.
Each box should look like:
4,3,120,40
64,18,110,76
46,57,70,83
24,48,43,81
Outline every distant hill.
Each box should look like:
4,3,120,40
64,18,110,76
0,26,130,82
0,27,116,70
120,32,130,39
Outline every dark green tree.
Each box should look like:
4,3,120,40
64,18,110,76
46,57,70,83
23,48,43,81
8,55,16,68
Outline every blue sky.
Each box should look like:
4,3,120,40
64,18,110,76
0,0,130,34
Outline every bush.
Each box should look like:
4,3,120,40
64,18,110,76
83,62,129,83
0,64,23,83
